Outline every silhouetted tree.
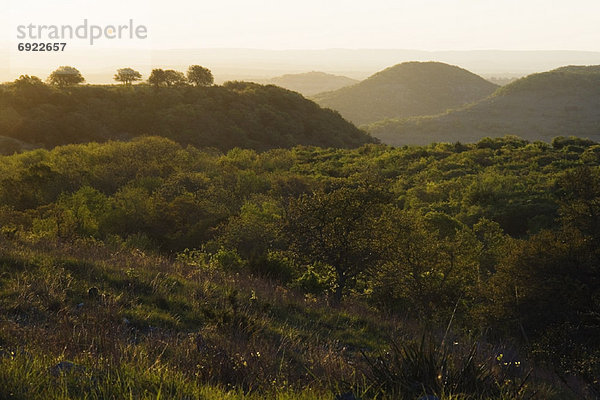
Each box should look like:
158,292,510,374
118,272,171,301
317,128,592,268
114,68,142,85
9,75,52,107
149,69,186,87
187,65,214,87
47,66,85,87
164,70,187,87
148,68,167,88
13,75,45,87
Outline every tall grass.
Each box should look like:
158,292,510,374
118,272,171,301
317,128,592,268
361,334,565,400
0,236,579,399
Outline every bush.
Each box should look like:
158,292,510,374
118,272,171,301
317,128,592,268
248,251,296,283
210,247,246,272
293,264,333,295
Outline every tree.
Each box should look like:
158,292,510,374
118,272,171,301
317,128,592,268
114,68,142,85
148,69,186,87
187,65,214,87
557,166,600,241
373,210,479,319
13,75,45,87
488,226,600,382
216,198,282,260
164,70,187,87
285,185,387,302
148,68,166,88
9,75,53,108
47,66,85,87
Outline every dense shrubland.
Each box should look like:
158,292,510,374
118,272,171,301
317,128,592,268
1,135,600,398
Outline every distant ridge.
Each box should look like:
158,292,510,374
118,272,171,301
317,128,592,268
368,65,600,145
313,62,498,126
255,71,358,96
7,49,600,84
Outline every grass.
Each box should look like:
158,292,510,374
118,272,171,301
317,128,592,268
0,349,332,399
0,235,390,398
0,235,579,399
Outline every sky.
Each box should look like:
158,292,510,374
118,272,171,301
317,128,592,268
2,0,599,50
1,0,599,82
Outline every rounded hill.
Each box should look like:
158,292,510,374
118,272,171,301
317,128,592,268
312,61,498,126
368,65,600,145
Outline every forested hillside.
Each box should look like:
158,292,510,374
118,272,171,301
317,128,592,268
313,62,498,125
370,65,600,145
1,136,600,398
0,78,375,154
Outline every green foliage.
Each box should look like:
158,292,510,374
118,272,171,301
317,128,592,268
285,185,388,301
0,79,374,152
216,197,283,260
210,247,246,272
248,250,297,283
293,263,333,295
1,136,600,397
551,136,597,150
55,186,111,238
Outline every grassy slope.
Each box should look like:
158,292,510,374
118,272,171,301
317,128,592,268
0,236,394,399
312,62,498,126
369,66,600,146
0,236,576,400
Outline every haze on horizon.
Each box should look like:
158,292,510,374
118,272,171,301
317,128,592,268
2,0,600,83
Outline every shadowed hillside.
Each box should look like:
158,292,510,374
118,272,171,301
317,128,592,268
0,79,376,154
256,71,359,96
369,65,600,146
313,61,498,125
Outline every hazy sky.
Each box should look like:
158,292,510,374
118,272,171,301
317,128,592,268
2,0,599,50
2,0,599,83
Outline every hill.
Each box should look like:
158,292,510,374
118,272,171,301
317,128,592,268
1,137,599,398
0,79,375,155
0,136,35,154
368,65,600,145
256,71,359,96
312,62,498,125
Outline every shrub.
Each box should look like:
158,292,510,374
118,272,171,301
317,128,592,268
248,250,296,283
210,247,246,272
